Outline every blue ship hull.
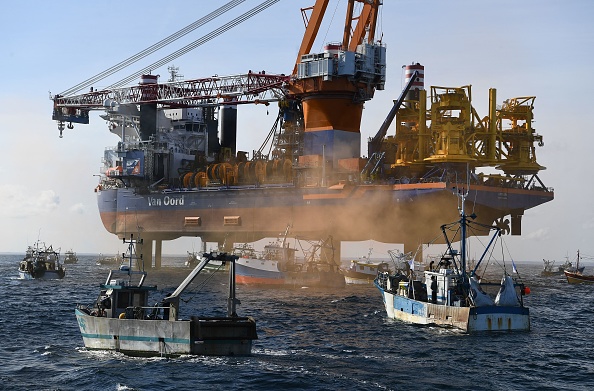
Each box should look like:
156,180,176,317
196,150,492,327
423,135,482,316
97,182,553,245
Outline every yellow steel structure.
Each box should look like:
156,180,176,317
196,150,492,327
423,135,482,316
387,85,545,177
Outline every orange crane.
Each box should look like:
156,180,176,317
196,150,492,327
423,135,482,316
288,0,384,167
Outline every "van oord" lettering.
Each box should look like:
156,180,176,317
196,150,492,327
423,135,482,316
147,195,185,207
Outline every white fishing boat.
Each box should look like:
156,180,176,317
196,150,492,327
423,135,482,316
235,228,345,288
185,250,226,272
75,235,257,357
542,256,583,276
375,184,531,332
96,253,123,266
63,249,78,264
343,249,390,285
18,241,65,280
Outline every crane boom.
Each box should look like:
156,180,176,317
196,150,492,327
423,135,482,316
368,71,419,155
347,0,380,51
293,0,381,75
52,72,290,125
293,0,330,75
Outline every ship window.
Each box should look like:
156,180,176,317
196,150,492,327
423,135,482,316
132,293,145,307
224,216,241,226
185,217,201,226
117,292,130,309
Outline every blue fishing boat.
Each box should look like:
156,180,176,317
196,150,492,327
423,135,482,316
375,185,531,332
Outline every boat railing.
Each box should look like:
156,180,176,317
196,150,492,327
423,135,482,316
123,305,171,320
407,173,554,193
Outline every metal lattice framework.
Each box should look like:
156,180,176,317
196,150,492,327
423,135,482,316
53,73,290,110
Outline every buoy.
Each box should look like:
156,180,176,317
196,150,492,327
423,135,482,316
523,286,531,295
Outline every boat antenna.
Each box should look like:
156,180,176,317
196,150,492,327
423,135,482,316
281,223,292,249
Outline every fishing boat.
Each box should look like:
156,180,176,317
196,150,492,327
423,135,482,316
375,186,531,332
185,250,201,267
63,249,78,264
18,241,66,280
343,249,390,285
185,250,227,272
541,257,583,276
235,228,345,288
95,253,123,266
564,251,594,284
75,235,257,357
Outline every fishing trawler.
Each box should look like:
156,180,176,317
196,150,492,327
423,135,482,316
235,229,345,288
564,251,594,284
18,241,65,280
375,186,531,332
185,250,227,272
95,253,123,266
542,256,583,276
75,235,257,357
343,249,390,285
343,259,390,285
63,249,78,264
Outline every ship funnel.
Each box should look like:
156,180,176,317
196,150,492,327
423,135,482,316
404,63,424,105
139,74,159,141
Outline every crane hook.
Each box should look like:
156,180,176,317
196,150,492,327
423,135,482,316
58,122,65,138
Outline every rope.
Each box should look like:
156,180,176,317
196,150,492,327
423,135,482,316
59,0,246,96
109,0,280,89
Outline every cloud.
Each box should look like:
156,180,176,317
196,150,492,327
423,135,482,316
521,227,550,241
0,185,60,218
582,218,594,230
69,203,85,214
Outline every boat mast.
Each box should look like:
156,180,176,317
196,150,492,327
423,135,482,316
458,166,473,283
576,250,580,272
460,188,468,281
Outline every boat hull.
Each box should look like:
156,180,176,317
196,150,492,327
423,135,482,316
344,270,379,285
97,182,553,245
75,309,256,357
235,259,345,287
18,270,65,280
344,276,375,285
343,262,389,284
541,270,564,276
564,271,594,284
376,285,530,332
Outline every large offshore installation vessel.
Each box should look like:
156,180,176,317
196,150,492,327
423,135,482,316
51,0,553,266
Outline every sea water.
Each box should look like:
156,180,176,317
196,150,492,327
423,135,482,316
0,254,592,391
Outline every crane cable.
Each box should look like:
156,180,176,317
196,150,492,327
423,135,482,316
109,0,280,89
59,0,246,97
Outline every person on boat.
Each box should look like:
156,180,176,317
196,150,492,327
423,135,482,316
431,276,437,303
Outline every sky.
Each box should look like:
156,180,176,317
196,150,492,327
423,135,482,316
1,0,593,262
